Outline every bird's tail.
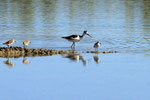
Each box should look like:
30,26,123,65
62,37,67,39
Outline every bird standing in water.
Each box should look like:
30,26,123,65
23,40,31,48
3,39,15,47
62,30,92,48
94,41,101,51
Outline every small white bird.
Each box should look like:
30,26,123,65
94,41,101,51
23,40,31,48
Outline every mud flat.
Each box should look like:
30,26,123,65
0,47,117,58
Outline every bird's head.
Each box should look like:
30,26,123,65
12,39,15,42
97,41,101,44
83,30,92,38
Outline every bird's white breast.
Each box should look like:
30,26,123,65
71,35,80,42
94,42,100,48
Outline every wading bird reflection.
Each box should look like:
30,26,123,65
63,53,88,66
93,55,100,64
23,57,30,65
4,58,14,67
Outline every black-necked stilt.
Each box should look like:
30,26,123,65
94,41,101,51
3,39,15,47
23,40,31,48
62,30,92,48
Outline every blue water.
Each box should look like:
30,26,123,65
0,54,150,100
0,0,150,53
0,0,150,100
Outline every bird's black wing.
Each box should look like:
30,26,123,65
62,35,78,39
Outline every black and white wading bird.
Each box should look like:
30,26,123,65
62,30,92,48
94,41,101,51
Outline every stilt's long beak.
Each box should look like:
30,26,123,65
87,34,92,38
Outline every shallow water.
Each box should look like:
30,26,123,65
0,0,150,53
0,0,150,100
0,53,150,100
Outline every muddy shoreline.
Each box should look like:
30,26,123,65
0,46,117,58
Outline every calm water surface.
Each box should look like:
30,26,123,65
0,0,150,100
0,54,150,100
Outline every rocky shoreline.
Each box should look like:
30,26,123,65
0,46,117,58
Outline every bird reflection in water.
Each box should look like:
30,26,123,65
4,58,14,67
63,53,88,66
23,57,30,65
93,55,100,64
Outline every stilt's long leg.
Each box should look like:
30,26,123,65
95,48,99,51
71,42,75,48
73,42,75,48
